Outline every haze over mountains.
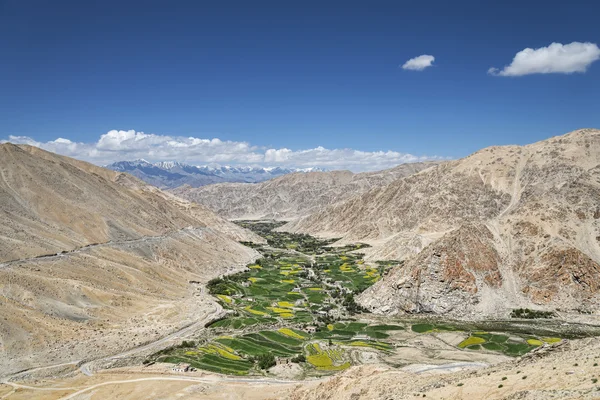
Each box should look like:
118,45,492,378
105,159,324,189
0,144,263,376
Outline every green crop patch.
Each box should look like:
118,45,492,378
482,342,503,351
259,331,304,346
455,331,555,357
411,324,434,333
366,324,404,331
366,331,390,339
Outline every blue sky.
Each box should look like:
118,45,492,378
1,0,599,170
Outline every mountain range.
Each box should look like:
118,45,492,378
105,159,324,189
282,128,600,318
171,162,441,220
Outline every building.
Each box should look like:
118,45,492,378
275,357,291,365
304,326,317,334
172,363,193,373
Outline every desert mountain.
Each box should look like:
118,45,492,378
0,143,262,376
170,162,440,220
283,129,600,317
106,159,324,189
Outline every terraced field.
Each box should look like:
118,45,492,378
456,332,562,356
410,322,564,357
153,221,400,375
153,221,568,377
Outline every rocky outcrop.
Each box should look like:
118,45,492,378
360,224,502,315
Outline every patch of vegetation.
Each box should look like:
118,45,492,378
411,323,434,333
458,336,486,348
252,353,276,370
510,308,555,319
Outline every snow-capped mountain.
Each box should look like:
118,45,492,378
105,159,325,189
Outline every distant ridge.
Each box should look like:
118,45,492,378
105,159,325,189
171,161,441,220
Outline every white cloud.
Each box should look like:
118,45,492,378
401,55,435,71
488,42,600,76
1,130,446,172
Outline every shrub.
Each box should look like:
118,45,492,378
498,384,503,388
510,308,554,319
252,353,276,370
291,354,306,363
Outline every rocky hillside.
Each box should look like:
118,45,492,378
284,129,600,317
171,162,440,220
0,143,262,376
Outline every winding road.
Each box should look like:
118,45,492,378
77,296,223,377
0,226,205,269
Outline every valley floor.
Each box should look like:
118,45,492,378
3,221,600,399
2,337,600,400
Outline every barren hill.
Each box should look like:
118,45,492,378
0,144,262,376
283,129,600,317
170,162,440,220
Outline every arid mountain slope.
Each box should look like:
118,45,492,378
0,144,261,262
170,162,440,220
0,144,262,376
284,129,600,316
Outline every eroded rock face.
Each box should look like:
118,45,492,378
287,128,600,316
523,247,600,307
360,224,502,315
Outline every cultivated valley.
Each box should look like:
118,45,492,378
150,221,599,379
2,130,600,400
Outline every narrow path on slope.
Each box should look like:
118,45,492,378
3,361,81,382
0,226,205,268
406,362,489,374
1,296,224,382
77,298,223,377
59,375,317,400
